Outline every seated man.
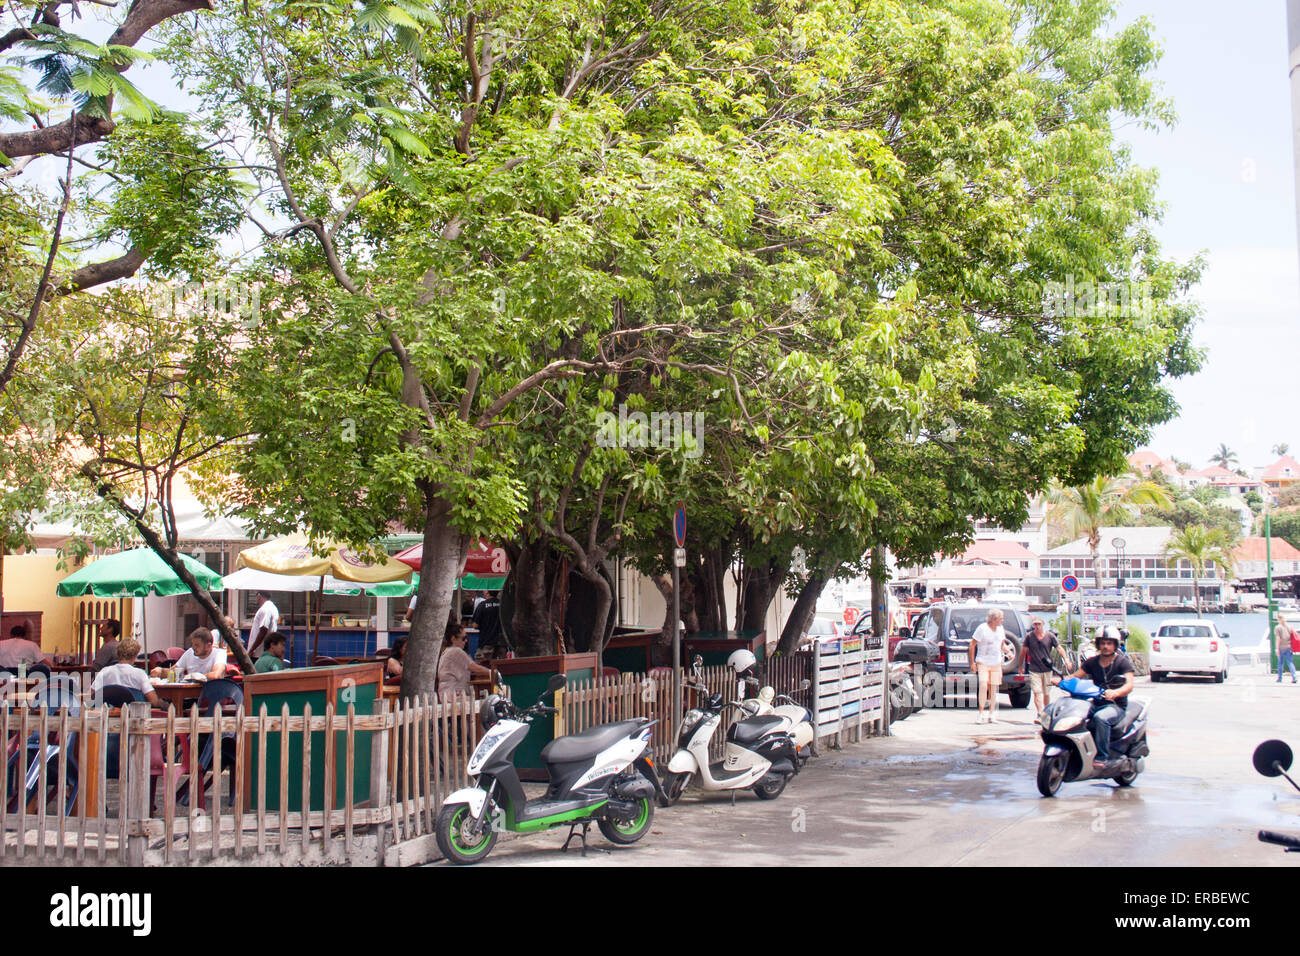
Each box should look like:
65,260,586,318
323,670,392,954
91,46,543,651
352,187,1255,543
92,619,123,672
0,623,50,675
152,628,227,680
91,637,164,708
254,632,290,673
1053,626,1134,770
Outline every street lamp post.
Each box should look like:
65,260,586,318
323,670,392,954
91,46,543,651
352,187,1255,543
1111,536,1127,591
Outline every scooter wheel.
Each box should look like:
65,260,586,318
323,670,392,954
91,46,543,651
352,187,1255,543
660,771,692,807
1036,752,1067,798
598,796,654,844
436,802,498,865
753,772,790,800
1116,766,1140,787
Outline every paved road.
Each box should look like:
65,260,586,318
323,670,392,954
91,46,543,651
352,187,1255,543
453,663,1300,867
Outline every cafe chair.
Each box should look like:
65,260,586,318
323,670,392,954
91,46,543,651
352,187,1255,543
165,646,185,662
98,686,144,708
5,711,79,817
178,679,244,809
103,705,173,816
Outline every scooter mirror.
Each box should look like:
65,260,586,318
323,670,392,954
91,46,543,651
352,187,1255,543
1253,739,1294,778
545,673,567,695
799,679,811,691
692,654,704,667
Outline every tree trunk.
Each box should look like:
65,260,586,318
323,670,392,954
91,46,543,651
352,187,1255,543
870,545,889,640
577,562,614,665
1090,533,1103,588
776,570,827,655
401,507,468,701
739,555,788,634
1193,576,1201,616
509,538,554,656
88,476,253,673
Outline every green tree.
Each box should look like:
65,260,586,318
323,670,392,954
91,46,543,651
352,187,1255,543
1048,475,1173,586
1163,525,1236,616
1273,444,1289,457
1210,444,1238,471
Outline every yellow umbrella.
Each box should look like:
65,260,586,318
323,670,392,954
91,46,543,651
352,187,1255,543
235,534,412,666
235,533,412,583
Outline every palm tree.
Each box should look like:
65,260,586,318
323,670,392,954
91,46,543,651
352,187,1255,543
1047,474,1173,587
1210,444,1238,470
1274,443,1290,458
1163,525,1237,616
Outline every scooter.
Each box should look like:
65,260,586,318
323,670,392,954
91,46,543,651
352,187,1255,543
1035,676,1150,797
660,658,800,805
888,661,921,722
1252,739,1300,854
739,677,817,759
435,674,660,864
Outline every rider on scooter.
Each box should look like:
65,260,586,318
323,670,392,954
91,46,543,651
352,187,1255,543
1051,626,1135,771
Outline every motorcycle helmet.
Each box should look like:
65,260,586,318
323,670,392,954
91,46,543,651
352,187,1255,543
726,648,757,675
1095,625,1122,649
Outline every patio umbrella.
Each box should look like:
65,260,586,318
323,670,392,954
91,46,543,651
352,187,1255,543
235,534,412,662
236,533,413,583
56,548,224,598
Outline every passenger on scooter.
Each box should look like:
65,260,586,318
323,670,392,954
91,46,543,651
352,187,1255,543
1051,626,1134,771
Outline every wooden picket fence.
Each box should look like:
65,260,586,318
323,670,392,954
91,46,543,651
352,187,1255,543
1,652,816,866
0,693,478,866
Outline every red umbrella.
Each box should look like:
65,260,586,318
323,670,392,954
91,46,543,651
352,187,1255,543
393,539,510,576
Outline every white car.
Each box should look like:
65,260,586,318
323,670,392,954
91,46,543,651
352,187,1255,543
1149,619,1230,683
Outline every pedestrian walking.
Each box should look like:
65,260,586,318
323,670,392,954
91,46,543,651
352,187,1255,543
1278,618,1299,684
1023,617,1059,717
968,609,1006,724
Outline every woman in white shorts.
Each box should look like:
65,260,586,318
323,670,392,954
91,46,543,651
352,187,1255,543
968,609,1006,723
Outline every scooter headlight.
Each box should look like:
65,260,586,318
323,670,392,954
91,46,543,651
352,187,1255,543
1051,712,1084,733
679,709,703,746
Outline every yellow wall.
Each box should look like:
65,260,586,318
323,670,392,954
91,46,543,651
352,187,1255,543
2,554,134,654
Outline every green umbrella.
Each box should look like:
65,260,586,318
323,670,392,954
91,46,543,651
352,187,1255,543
56,548,224,598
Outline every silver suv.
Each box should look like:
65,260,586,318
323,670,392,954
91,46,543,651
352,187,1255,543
911,603,1033,708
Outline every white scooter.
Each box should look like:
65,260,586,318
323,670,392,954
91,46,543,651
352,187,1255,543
727,649,816,756
660,656,801,805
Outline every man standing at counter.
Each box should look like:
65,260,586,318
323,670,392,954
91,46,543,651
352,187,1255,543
249,592,280,657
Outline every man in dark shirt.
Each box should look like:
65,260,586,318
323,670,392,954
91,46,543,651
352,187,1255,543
1053,627,1134,770
472,592,503,655
1023,618,1060,718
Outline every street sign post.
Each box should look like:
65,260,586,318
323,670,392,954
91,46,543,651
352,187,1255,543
1061,575,1079,593
671,503,685,745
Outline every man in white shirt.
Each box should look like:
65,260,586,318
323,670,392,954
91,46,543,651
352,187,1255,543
967,609,1007,725
0,624,48,671
249,593,280,656
92,637,164,707
153,628,227,680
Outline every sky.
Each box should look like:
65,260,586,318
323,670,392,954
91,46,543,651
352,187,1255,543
8,2,1297,475
1114,0,1300,471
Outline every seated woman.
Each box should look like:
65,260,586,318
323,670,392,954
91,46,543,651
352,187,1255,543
91,638,164,708
437,623,491,699
385,636,406,682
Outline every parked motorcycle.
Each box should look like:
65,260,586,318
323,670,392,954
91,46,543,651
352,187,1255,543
1035,676,1150,797
1252,739,1300,854
888,661,921,722
435,674,660,864
660,657,801,805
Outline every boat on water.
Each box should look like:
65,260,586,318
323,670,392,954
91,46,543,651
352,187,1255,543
983,583,1029,611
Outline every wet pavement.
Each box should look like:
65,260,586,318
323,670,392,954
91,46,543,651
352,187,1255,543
449,663,1300,866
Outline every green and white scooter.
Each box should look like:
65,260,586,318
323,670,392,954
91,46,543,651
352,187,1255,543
435,674,662,864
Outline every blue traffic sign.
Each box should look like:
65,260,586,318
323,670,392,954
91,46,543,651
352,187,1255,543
673,503,686,548
1061,575,1079,593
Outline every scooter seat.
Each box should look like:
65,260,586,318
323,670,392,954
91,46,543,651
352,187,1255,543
541,720,644,764
727,715,787,746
